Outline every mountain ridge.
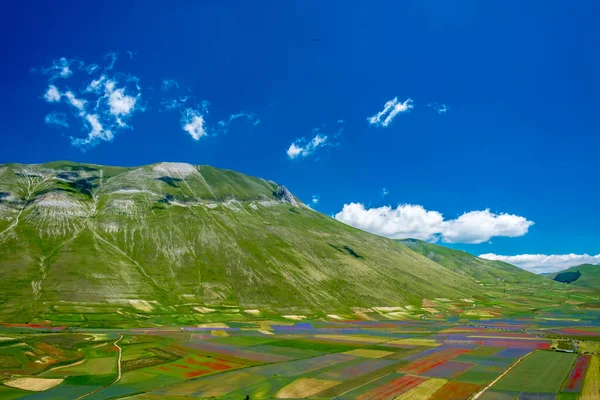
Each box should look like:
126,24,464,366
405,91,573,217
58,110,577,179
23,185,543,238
0,161,489,323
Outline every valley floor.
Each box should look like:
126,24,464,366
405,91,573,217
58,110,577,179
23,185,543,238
0,316,599,399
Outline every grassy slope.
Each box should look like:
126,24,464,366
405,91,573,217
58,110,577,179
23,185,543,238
398,238,545,284
548,264,600,289
0,162,486,322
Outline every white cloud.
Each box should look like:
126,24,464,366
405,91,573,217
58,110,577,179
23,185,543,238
44,112,68,128
71,114,113,148
38,56,143,149
181,108,207,140
108,87,137,117
368,97,413,127
335,203,533,244
287,133,328,159
312,195,319,204
64,91,86,111
441,210,533,244
428,102,449,115
479,253,600,274
381,188,389,198
86,75,106,93
161,79,179,92
44,85,61,102
40,57,73,80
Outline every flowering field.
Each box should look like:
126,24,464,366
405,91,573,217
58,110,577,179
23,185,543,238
0,317,597,399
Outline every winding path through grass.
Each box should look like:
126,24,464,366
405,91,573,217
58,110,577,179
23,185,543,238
75,334,123,400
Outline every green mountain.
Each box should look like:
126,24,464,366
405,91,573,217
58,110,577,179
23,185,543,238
548,264,600,289
398,238,544,284
0,161,487,323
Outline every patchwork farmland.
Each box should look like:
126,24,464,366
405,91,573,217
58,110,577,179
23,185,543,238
0,316,599,399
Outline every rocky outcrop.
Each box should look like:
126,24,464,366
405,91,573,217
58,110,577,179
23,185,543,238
277,185,297,205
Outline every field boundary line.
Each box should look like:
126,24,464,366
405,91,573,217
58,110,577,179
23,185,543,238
470,350,535,399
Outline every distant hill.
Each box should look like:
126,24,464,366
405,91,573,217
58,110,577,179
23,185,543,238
547,264,600,289
0,161,485,322
398,238,544,284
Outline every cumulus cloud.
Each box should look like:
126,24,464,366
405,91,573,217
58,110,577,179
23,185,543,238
44,112,68,128
334,203,533,244
479,253,600,274
312,195,320,204
181,108,207,140
368,97,413,127
381,188,389,198
44,85,61,102
161,79,179,92
287,134,328,159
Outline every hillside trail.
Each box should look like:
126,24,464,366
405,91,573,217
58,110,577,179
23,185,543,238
75,334,124,400
471,350,535,399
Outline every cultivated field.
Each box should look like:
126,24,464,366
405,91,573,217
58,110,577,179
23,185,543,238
0,315,598,399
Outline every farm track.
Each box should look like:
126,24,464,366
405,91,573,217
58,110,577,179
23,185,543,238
471,350,534,399
75,335,123,400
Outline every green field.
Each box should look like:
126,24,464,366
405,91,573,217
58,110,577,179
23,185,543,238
493,351,577,393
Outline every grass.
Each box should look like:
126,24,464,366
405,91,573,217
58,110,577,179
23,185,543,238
493,351,577,393
582,355,600,399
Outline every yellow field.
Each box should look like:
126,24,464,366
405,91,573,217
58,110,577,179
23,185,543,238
578,341,600,354
396,378,447,400
386,338,441,347
582,355,600,399
4,378,63,391
343,349,394,358
276,378,340,398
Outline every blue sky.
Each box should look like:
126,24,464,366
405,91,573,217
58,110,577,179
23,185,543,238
1,1,599,272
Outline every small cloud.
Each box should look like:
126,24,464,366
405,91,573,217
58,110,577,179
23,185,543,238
381,188,389,198
287,133,328,159
85,75,106,93
161,79,180,92
44,112,68,128
312,195,320,204
38,57,73,80
368,97,413,127
44,85,61,102
181,108,207,140
217,112,260,133
107,86,137,117
428,102,449,115
64,91,86,111
479,253,600,274
160,97,187,111
71,114,113,148
104,52,118,70
286,123,342,160
85,64,99,74
127,50,136,60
